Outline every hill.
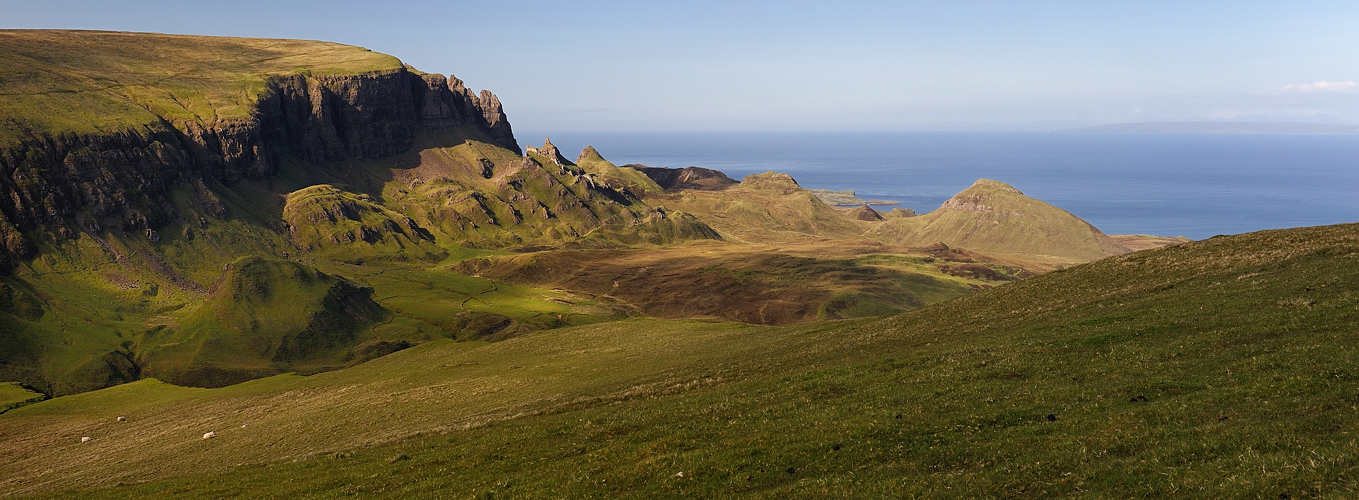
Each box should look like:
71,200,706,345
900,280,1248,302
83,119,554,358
872,179,1130,266
1,221,1354,497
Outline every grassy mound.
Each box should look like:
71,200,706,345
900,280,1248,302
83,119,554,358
874,179,1131,264
0,382,44,414
8,222,1353,497
282,185,444,263
649,171,866,244
136,256,412,387
574,145,667,197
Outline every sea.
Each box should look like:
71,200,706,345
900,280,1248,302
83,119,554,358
521,131,1359,240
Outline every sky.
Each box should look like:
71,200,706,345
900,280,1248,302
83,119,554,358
4,1,1359,132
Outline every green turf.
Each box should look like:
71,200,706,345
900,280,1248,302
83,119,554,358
0,30,400,148
3,222,1355,497
0,382,44,413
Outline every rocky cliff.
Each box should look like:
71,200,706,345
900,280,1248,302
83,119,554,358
0,34,518,271
415,73,520,154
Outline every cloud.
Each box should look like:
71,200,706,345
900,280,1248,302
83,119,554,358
1281,81,1359,93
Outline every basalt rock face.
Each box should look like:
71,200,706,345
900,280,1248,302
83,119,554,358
414,73,521,154
0,68,518,270
264,70,419,163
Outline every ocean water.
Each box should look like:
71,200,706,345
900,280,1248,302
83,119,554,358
522,131,1359,240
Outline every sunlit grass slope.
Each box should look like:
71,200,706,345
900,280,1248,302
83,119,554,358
0,383,43,413
0,30,400,148
874,179,1130,264
650,172,867,244
1,222,1355,497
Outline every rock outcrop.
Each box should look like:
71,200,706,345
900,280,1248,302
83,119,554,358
414,73,520,154
624,165,739,192
526,138,571,166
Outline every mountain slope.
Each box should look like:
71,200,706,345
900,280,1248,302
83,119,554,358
137,256,418,388
0,31,719,396
872,179,1130,264
647,171,867,243
2,222,1355,497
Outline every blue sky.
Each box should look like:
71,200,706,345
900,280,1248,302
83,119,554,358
4,1,1359,132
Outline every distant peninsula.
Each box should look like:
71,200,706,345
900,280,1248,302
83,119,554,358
1060,122,1359,134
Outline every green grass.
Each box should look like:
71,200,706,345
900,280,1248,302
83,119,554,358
0,382,44,413
874,179,1130,263
317,262,632,338
0,30,400,148
574,144,667,196
2,222,1356,497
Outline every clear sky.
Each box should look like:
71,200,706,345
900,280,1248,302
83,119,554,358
4,1,1359,132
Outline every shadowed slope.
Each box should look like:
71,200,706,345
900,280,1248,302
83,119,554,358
137,256,413,388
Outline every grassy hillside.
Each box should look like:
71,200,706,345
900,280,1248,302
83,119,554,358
573,145,667,197
137,256,430,388
0,383,44,414
3,222,1355,497
0,32,734,395
0,30,400,148
873,179,1131,266
648,172,867,244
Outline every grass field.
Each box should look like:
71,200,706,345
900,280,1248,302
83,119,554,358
0,383,44,414
0,30,400,147
3,222,1355,498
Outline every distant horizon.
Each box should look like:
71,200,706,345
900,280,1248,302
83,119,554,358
521,120,1359,136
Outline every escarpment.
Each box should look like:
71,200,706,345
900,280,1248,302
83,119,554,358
0,41,517,267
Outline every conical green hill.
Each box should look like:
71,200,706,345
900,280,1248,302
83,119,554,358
874,179,1129,262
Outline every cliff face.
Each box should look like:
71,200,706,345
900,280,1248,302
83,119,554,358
415,73,520,154
0,67,516,270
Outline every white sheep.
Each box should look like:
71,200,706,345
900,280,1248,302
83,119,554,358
202,431,216,439
116,416,126,422
81,436,91,443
